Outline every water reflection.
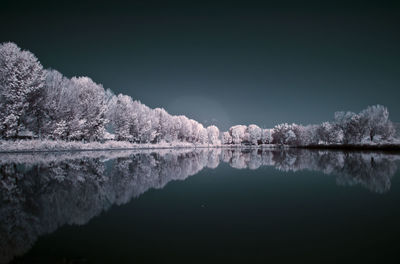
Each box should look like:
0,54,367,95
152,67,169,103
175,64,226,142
222,149,398,193
0,148,399,263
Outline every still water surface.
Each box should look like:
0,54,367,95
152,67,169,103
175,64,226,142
1,148,400,263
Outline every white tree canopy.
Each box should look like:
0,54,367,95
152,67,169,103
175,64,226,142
0,42,45,138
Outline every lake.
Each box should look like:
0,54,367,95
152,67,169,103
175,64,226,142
1,148,400,263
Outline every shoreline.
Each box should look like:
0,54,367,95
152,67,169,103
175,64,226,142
298,143,400,151
1,139,400,153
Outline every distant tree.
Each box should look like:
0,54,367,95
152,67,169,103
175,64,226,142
288,124,303,145
272,123,290,144
0,42,45,138
107,94,134,141
360,105,395,141
271,123,303,145
286,130,297,145
153,108,169,142
247,124,262,145
260,129,272,144
190,119,202,143
229,125,247,144
298,125,318,145
222,131,232,144
207,125,220,145
169,116,182,142
179,116,192,142
316,122,343,144
134,102,155,143
334,111,365,144
198,127,208,144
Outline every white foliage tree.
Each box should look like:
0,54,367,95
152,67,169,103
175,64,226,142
298,125,318,145
107,94,135,141
207,125,220,145
0,42,45,138
317,122,343,144
261,129,273,144
41,69,75,139
272,123,301,145
272,123,289,144
68,77,108,141
198,127,209,144
247,124,261,145
222,131,232,144
178,116,192,142
229,125,247,144
360,105,395,141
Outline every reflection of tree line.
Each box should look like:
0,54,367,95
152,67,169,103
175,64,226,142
0,149,399,263
0,149,217,263
222,149,398,193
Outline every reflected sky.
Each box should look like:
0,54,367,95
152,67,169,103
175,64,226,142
1,148,400,263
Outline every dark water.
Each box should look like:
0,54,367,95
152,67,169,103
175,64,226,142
1,148,400,263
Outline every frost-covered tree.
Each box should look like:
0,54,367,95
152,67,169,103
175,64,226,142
170,116,182,142
107,94,135,141
229,125,247,144
41,69,74,139
110,98,158,143
198,127,209,144
107,97,210,144
40,75,109,141
154,108,171,142
261,129,273,144
131,101,155,143
316,122,343,144
334,111,367,144
272,123,302,145
285,129,297,145
207,125,220,145
272,123,290,144
360,105,395,141
298,125,318,145
0,42,45,138
68,77,108,141
247,124,262,145
190,119,201,143
272,124,285,144
222,131,232,144
178,115,192,142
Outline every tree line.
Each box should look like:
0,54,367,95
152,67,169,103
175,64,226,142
0,42,220,144
0,42,396,146
221,105,396,146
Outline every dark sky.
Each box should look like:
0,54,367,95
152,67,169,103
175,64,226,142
1,0,399,130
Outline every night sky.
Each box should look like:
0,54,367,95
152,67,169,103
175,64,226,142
1,1,399,131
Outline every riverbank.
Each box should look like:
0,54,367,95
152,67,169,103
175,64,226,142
1,139,400,153
300,143,400,151
0,139,292,153
0,139,216,153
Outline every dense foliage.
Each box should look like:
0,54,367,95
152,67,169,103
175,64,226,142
0,43,220,144
0,42,396,146
221,105,395,146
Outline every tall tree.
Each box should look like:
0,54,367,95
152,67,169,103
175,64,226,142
0,42,45,138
